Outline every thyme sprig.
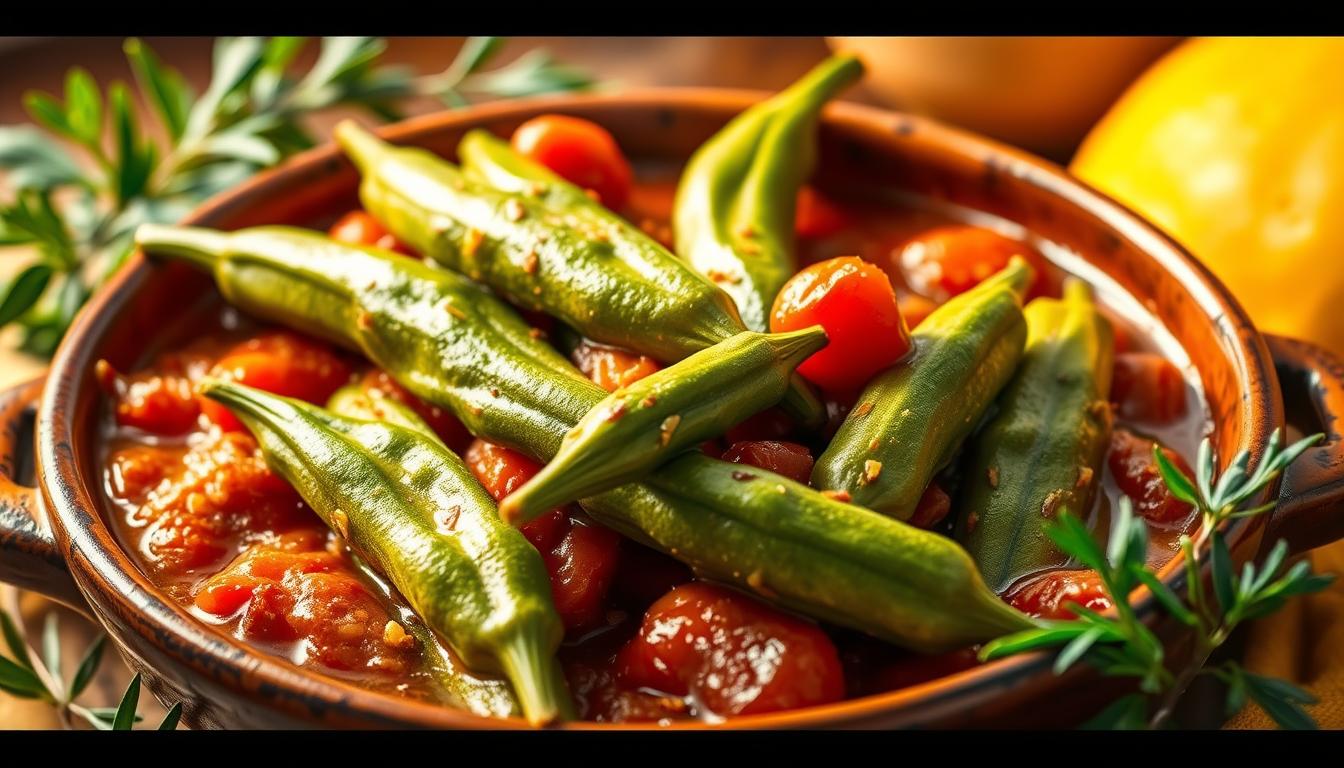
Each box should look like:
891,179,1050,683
0,36,595,356
981,429,1333,729
1,607,180,730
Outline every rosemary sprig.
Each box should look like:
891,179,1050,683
981,429,1334,729
0,607,181,730
0,36,595,357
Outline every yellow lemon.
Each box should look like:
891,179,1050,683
1071,37,1344,354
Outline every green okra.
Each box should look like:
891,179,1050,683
340,121,825,431
955,279,1116,593
813,258,1032,520
499,326,828,524
201,380,572,725
673,55,864,332
142,222,1038,653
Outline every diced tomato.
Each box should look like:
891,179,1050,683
544,519,623,634
795,185,852,239
566,661,690,723
328,210,414,256
200,332,352,432
615,582,845,718
908,483,952,529
897,225,1047,303
512,115,633,211
569,339,661,392
721,440,815,485
724,406,796,444
1110,352,1188,424
97,360,201,435
609,541,694,613
463,439,620,634
1108,428,1196,524
360,370,472,453
123,432,313,576
1007,569,1112,620
897,293,939,330
770,256,912,393
195,541,416,674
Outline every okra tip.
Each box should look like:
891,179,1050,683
334,119,390,172
1060,276,1096,304
498,632,575,727
992,255,1036,301
134,223,230,271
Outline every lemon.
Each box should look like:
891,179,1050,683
1071,37,1344,354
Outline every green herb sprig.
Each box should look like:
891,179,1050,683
1,607,180,730
0,36,595,356
981,429,1333,729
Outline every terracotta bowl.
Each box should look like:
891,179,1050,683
3,91,1344,729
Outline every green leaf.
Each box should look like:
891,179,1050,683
1211,447,1251,510
124,38,194,141
40,612,61,682
0,264,54,328
23,91,74,138
0,125,86,189
1224,663,1248,718
977,623,1093,661
1080,693,1148,730
251,36,308,109
159,702,183,730
0,654,48,699
197,131,279,166
88,706,143,724
453,37,505,76
0,609,33,672
109,82,155,204
68,634,107,700
1154,443,1200,508
1210,531,1236,613
1245,673,1319,729
1046,512,1107,573
463,49,595,99
1132,568,1198,626
183,36,266,142
112,672,141,730
1053,626,1106,675
64,68,104,147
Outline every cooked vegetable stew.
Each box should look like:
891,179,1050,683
101,56,1208,725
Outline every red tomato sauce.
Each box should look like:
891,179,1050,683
100,166,1208,722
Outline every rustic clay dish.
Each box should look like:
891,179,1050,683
2,91,1343,729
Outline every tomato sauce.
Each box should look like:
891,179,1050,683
99,168,1209,722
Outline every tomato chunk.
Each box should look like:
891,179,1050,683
1108,428,1196,524
795,185,852,239
111,432,312,576
567,661,690,723
770,256,912,393
570,339,661,392
360,370,472,453
724,406,796,445
196,540,418,674
908,483,952,529
328,210,414,256
721,440,814,485
103,369,201,435
1110,352,1188,423
897,225,1047,302
200,332,352,432
897,293,939,330
544,519,622,634
616,583,845,718
512,115,633,211
1008,569,1112,620
464,439,620,633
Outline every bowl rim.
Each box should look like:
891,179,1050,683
35,87,1283,729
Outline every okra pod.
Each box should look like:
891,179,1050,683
955,280,1115,592
813,259,1032,519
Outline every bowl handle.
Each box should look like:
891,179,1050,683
1263,334,1344,555
0,376,83,609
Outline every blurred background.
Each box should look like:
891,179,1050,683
2,35,1341,729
